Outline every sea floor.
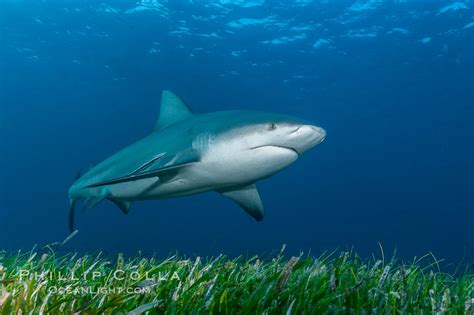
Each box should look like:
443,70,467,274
0,246,472,314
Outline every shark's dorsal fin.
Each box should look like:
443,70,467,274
218,184,265,221
154,90,193,131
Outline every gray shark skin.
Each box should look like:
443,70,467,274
68,91,326,232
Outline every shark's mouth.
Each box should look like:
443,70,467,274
250,145,299,155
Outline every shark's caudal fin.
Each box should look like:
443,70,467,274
69,198,77,233
154,90,193,131
219,184,265,221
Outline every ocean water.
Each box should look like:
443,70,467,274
0,0,473,264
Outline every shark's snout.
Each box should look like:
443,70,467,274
310,125,326,144
288,124,326,154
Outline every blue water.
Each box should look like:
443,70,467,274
1,0,473,264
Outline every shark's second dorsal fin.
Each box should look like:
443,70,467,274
154,90,193,131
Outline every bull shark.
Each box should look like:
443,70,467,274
68,91,326,232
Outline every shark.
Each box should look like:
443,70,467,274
68,91,326,232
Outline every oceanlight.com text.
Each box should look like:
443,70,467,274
48,286,152,295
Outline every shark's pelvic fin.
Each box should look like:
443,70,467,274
219,184,265,221
154,90,193,131
84,152,199,188
110,199,132,214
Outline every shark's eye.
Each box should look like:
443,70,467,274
269,123,277,131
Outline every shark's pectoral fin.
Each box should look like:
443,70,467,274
145,150,200,173
110,199,132,215
218,184,264,221
85,151,200,188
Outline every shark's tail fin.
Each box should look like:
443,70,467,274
68,169,83,233
69,198,77,233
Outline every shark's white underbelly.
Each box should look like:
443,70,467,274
110,145,298,201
